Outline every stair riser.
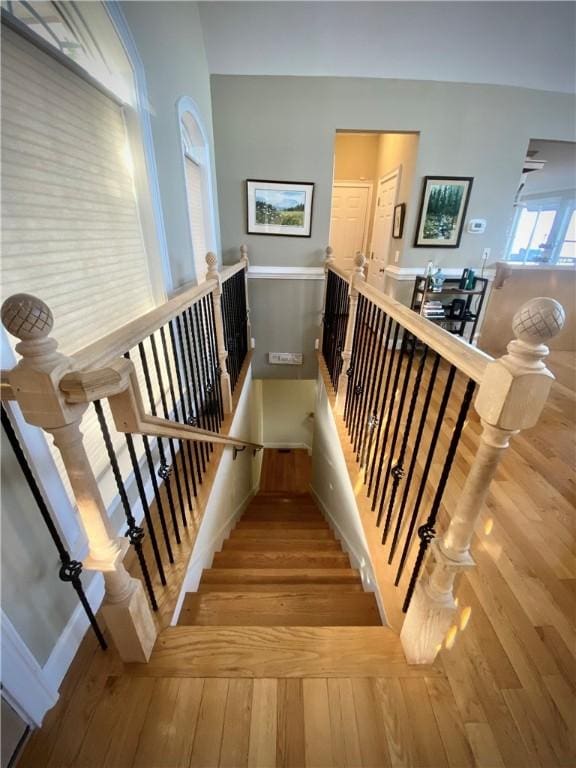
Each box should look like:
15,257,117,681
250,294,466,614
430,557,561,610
201,569,361,584
231,528,333,539
212,553,350,569
197,583,364,593
222,540,340,552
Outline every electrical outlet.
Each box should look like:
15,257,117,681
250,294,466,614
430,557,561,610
482,248,491,261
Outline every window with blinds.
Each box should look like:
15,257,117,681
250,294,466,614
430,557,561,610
185,155,208,284
1,24,159,512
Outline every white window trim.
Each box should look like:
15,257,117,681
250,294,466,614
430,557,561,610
506,189,576,266
177,95,219,285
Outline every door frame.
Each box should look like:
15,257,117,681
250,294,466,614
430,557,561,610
369,167,402,273
331,180,374,257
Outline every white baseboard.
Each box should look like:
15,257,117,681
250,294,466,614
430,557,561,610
42,574,105,694
1,613,58,727
309,487,389,626
171,487,257,624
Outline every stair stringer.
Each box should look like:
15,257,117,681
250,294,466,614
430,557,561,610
310,374,389,627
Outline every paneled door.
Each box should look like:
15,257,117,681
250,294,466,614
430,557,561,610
330,183,372,272
368,170,400,292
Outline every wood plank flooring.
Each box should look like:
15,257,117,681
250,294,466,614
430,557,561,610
17,361,576,767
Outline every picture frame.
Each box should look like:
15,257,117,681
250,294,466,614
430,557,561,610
246,179,314,237
393,203,406,238
414,176,473,248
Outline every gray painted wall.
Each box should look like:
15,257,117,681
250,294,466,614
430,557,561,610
212,75,574,377
121,1,220,290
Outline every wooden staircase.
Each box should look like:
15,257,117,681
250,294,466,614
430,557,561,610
127,489,439,678
179,492,381,627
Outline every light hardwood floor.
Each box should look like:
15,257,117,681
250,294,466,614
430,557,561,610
17,369,575,767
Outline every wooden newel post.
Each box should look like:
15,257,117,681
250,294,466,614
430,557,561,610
206,253,233,413
400,297,566,664
1,294,157,662
335,252,366,415
240,244,252,349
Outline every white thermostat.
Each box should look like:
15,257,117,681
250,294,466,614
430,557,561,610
467,219,487,234
268,352,303,365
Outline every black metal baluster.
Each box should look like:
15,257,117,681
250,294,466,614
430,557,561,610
125,351,175,563
183,308,210,464
353,301,380,458
395,364,457,585
200,296,221,432
378,332,419,538
93,401,158,611
402,377,476,612
381,342,428,547
347,296,371,436
221,278,235,389
334,276,350,387
160,325,196,504
322,271,334,371
149,333,187,528
366,317,397,494
175,312,207,474
124,431,167,584
359,309,388,469
389,353,441,563
138,341,181,545
169,318,202,491
343,293,363,424
206,293,224,426
344,294,368,428
1,406,107,649
371,325,406,516
237,270,248,369
191,303,216,441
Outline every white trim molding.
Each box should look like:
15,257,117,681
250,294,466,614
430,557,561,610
384,265,496,282
1,613,58,727
42,575,105,695
248,266,325,280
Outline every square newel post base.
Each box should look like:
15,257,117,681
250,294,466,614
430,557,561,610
400,581,457,665
101,577,157,663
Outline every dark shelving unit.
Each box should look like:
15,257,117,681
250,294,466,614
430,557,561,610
410,275,488,343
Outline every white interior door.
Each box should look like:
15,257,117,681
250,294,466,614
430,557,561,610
368,171,400,292
330,184,371,272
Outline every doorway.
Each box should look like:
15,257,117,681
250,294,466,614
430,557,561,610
330,131,419,287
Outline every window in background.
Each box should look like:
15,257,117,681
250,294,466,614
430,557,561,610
507,197,575,265
181,109,215,284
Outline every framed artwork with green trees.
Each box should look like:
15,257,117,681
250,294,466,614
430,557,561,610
414,176,473,248
246,180,314,237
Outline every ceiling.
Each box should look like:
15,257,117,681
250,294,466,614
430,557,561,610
199,1,576,94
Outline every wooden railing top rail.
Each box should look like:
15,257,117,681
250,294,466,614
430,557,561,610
357,280,492,383
325,264,492,383
220,261,246,283
70,280,214,372
327,262,349,282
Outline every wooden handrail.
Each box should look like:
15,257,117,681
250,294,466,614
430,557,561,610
70,281,214,372
329,269,493,383
220,261,246,283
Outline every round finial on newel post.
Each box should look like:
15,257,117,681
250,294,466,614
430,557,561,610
324,246,334,271
512,297,565,345
507,297,565,371
205,251,218,279
354,252,366,279
240,244,249,268
1,293,54,341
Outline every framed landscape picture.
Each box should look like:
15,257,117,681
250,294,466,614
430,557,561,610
246,180,314,237
414,176,473,248
393,203,406,238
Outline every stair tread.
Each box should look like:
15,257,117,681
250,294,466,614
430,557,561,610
197,583,364,593
212,551,350,569
179,592,381,626
237,521,329,529
202,568,361,583
127,626,440,678
242,511,325,522
231,527,333,539
223,538,340,551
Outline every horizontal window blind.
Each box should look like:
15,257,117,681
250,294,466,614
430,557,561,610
1,25,157,512
185,155,208,284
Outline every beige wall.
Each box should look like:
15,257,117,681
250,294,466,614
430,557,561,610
333,133,379,181
261,379,316,448
478,267,576,355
